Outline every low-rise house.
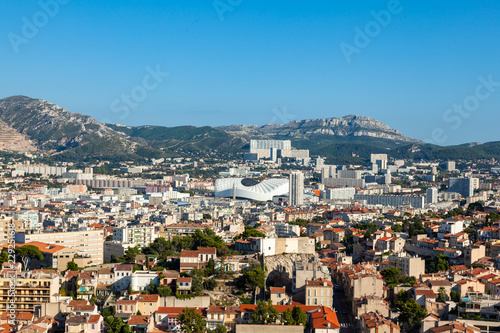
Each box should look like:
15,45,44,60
128,314,154,333
77,271,97,301
65,314,102,333
360,312,399,333
136,294,159,316
310,306,341,333
154,307,204,332
354,296,389,319
180,247,217,273
176,277,192,294
206,306,239,332
130,271,160,292
427,280,453,300
114,264,133,292
455,279,486,295
115,299,138,319
270,287,290,305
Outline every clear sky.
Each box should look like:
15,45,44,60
1,1,499,146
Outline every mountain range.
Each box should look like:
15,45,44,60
0,95,499,164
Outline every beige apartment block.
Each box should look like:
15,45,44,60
305,278,333,307
15,228,104,264
0,270,60,313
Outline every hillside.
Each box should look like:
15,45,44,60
1,95,499,164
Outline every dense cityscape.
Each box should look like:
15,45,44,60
0,136,499,333
2,1,500,333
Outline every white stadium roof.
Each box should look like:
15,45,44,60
214,178,289,201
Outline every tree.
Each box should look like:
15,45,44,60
391,224,403,232
291,306,307,326
15,245,44,270
240,267,265,290
450,290,461,302
206,258,215,276
147,281,157,294
67,261,79,271
281,308,294,325
105,316,124,333
238,227,266,240
120,325,131,333
178,307,206,333
158,286,172,297
403,276,416,287
136,310,142,315
437,287,447,303
190,270,204,295
425,255,450,273
0,251,9,266
397,299,427,331
381,267,401,288
123,247,141,263
203,278,217,291
251,300,279,324
147,237,170,258
203,213,212,220
210,324,226,333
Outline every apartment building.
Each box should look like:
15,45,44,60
113,225,158,248
305,278,333,307
0,270,60,313
15,228,104,264
385,252,425,278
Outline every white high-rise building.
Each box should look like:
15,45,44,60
371,154,388,170
426,187,438,204
113,225,158,248
447,161,456,172
289,172,304,206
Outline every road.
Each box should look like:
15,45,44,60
333,289,354,333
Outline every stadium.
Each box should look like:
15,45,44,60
214,178,289,201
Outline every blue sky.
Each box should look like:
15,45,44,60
1,0,499,146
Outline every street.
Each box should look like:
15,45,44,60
333,289,355,333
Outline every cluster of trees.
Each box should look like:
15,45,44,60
104,316,131,333
354,222,378,239
0,245,44,271
238,262,265,291
234,226,266,240
380,268,415,288
396,298,428,332
249,300,306,326
425,255,450,273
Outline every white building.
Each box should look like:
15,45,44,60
15,228,104,264
438,219,464,239
289,172,304,206
130,271,160,291
426,187,438,204
113,225,158,248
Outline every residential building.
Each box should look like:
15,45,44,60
0,270,60,313
113,225,158,248
305,278,333,307
15,228,104,264
289,172,304,206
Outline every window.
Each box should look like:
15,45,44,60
308,290,311,297
321,289,324,297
